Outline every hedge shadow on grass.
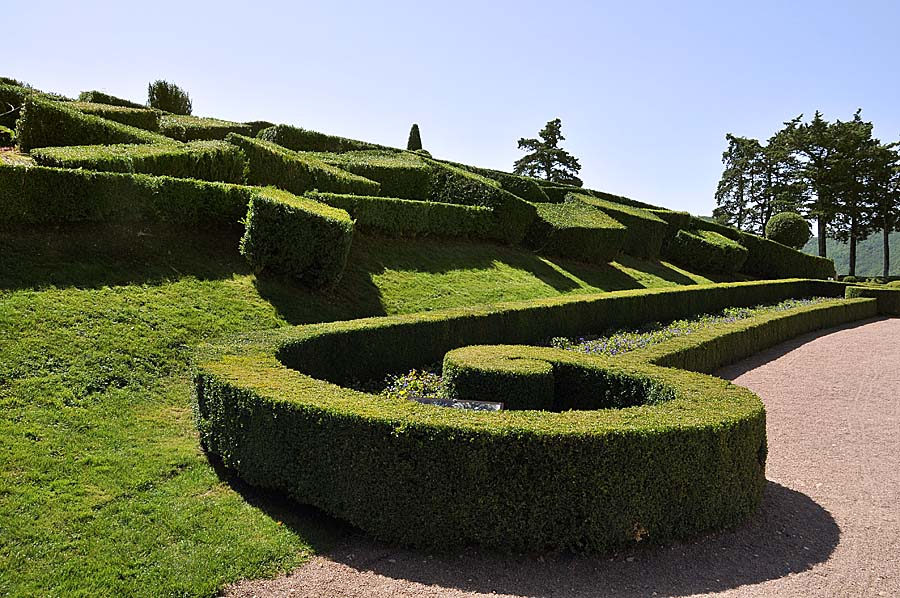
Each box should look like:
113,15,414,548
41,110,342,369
321,481,838,598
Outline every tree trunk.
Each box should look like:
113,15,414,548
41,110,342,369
818,218,827,257
885,220,891,278
849,226,857,277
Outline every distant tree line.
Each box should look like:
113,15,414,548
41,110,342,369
714,110,900,276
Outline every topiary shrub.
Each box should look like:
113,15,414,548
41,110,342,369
522,200,626,263
407,123,423,150
414,148,432,157
765,212,811,249
147,80,192,115
0,125,14,146
664,229,749,274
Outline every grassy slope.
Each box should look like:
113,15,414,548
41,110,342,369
0,224,724,596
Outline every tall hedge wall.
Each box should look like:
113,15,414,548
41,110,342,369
77,90,147,109
307,192,493,239
258,124,397,153
70,101,161,131
30,141,246,184
227,133,381,196
572,193,668,259
315,150,432,199
664,229,749,274
160,114,252,141
522,200,626,263
16,97,169,151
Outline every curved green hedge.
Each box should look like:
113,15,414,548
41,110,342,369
159,114,252,141
845,285,900,315
665,229,749,274
70,101,161,131
193,280,868,553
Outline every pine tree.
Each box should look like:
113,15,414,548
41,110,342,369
407,123,422,151
513,119,583,186
147,80,192,115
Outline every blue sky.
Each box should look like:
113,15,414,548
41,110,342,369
8,0,900,216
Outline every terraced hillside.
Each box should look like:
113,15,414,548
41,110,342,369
0,78,848,596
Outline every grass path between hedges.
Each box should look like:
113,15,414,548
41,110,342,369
0,224,722,596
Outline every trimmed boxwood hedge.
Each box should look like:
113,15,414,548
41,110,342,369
239,187,354,288
306,191,493,239
572,193,668,259
845,285,900,315
245,120,275,137
437,160,551,203
0,162,252,225
315,150,433,199
193,282,872,553
0,83,27,129
77,90,146,109
0,125,13,146
16,97,170,151
160,114,252,141
30,141,246,183
227,133,381,196
583,188,664,210
522,200,626,263
665,229,749,274
258,124,397,153
70,101,161,131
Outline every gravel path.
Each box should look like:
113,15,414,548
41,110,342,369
225,318,900,597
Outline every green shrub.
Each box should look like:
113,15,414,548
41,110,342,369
77,90,146,109
540,184,582,203
765,212,811,249
582,188,664,210
239,187,354,287
15,97,169,152
193,283,869,553
245,120,275,137
0,163,252,225
845,285,900,315
30,141,246,183
647,209,692,245
0,125,13,146
664,229,749,274
0,83,28,129
160,114,252,141
258,124,397,153
69,101,160,131
841,275,860,283
314,150,432,199
449,164,550,202
414,149,432,157
572,193,668,259
307,192,493,239
407,123,422,151
227,133,380,196
147,80,192,115
522,200,626,263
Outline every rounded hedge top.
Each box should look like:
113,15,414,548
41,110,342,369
765,212,811,249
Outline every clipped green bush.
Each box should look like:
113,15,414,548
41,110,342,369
77,90,146,109
31,141,246,183
160,114,252,141
765,212,811,249
15,97,169,152
245,120,275,137
665,229,749,274
540,183,583,203
227,133,380,196
845,285,900,315
449,163,551,202
258,124,397,153
307,192,493,239
240,187,354,287
193,282,870,553
314,150,432,199
523,200,626,263
583,188,664,210
647,209,692,245
147,80,192,115
572,193,668,259
0,125,14,146
407,123,422,151
0,83,28,129
70,101,160,131
0,162,252,225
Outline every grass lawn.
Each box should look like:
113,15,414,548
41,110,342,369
0,223,726,596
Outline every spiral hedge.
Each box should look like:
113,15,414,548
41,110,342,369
193,279,873,552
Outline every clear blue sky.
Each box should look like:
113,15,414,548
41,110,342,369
8,0,900,216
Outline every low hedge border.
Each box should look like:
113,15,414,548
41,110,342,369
572,193,668,259
258,124,398,153
306,191,493,239
239,187,354,288
665,229,749,274
522,200,626,263
193,282,870,553
77,90,146,109
160,114,252,142
227,133,381,196
70,101,161,131
16,97,170,151
845,285,900,315
30,141,246,183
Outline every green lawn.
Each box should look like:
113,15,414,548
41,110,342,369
0,223,727,596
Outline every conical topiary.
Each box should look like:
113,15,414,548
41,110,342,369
407,123,422,151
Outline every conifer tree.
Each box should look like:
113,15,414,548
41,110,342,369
407,123,422,151
513,118,583,186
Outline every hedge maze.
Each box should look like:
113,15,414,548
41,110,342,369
4,78,871,554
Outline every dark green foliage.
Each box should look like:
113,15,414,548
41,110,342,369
513,118,582,186
845,285,900,315
147,80,192,115
160,114,252,141
239,187,354,287
586,188,664,210
0,83,28,129
414,148,432,157
244,120,275,137
194,282,868,552
665,229,749,274
226,133,380,196
77,90,146,109
258,124,397,153
522,200,626,263
648,209,693,245
765,212,811,249
466,167,550,202
0,125,14,146
0,163,252,225
425,160,536,244
307,192,493,239
315,150,432,199
15,97,169,152
70,101,161,131
407,123,422,151
573,193,668,259
541,184,583,203
31,141,246,183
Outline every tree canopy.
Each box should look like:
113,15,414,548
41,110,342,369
147,80,192,115
513,118,583,186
